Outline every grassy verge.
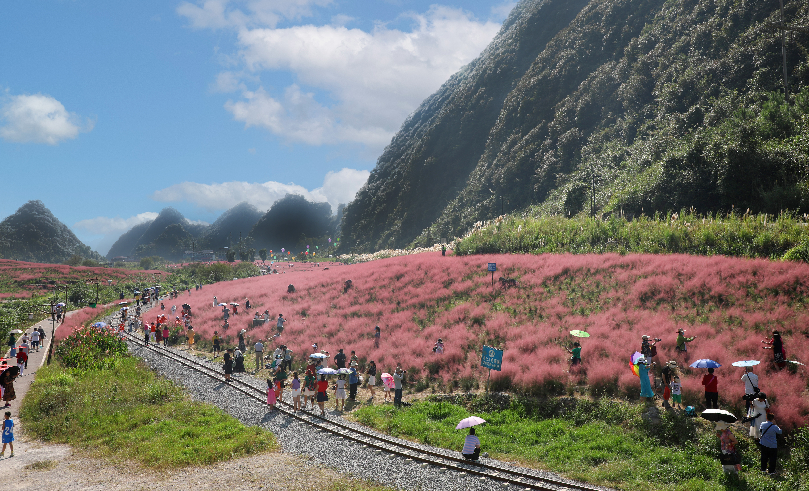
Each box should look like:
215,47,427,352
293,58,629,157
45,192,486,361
351,397,807,491
21,355,277,468
454,210,809,261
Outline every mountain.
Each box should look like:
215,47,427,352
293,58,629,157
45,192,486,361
0,200,102,263
249,194,336,252
106,207,208,260
200,202,264,250
341,0,809,252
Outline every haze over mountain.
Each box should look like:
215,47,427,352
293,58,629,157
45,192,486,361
106,207,207,260
200,202,264,251
0,200,102,263
341,0,809,252
249,194,338,253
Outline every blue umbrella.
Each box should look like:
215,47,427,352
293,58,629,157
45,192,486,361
690,359,721,368
92,322,108,328
731,360,760,367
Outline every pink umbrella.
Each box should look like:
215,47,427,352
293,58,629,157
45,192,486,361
381,372,395,389
456,416,486,429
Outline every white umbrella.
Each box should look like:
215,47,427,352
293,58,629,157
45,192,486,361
9,329,23,334
310,353,329,359
337,368,352,375
318,368,338,375
731,360,760,367
229,302,239,306
456,416,486,430
218,303,228,306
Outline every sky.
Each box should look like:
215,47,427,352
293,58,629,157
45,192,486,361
0,0,515,255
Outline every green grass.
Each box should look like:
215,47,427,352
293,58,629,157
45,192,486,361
21,356,277,468
351,398,808,491
454,210,809,261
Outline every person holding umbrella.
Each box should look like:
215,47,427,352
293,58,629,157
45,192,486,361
702,367,719,409
456,416,486,461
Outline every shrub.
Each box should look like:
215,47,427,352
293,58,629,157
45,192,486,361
55,325,127,370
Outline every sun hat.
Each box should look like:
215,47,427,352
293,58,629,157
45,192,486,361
667,360,678,368
642,335,649,340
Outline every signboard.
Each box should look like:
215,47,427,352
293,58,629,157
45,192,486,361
487,263,497,272
481,345,503,371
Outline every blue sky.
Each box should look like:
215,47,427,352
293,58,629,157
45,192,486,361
0,0,515,254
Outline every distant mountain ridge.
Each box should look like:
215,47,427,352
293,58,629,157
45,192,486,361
0,200,102,263
340,0,809,251
106,207,207,259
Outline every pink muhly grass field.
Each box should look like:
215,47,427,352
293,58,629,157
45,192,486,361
156,252,809,428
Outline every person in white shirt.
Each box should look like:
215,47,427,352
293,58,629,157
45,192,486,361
741,367,760,412
30,330,40,352
462,427,481,460
254,340,264,372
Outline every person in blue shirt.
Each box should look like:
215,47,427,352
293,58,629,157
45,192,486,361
1,411,13,457
348,363,360,401
758,413,782,475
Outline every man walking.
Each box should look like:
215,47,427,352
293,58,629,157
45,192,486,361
393,367,405,408
758,413,782,475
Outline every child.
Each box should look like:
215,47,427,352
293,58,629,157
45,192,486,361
266,378,277,411
383,375,392,403
335,374,347,411
1,411,12,457
671,376,683,409
567,342,582,366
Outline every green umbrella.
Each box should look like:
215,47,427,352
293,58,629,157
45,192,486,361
570,330,590,338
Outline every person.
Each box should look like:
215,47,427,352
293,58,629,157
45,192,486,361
223,349,233,382
348,362,359,401
162,324,169,346
461,427,481,461
274,366,287,400
762,330,787,369
374,325,381,348
748,393,769,439
30,329,40,352
238,330,246,353
716,421,741,473
702,367,719,409
641,335,658,364
742,366,760,412
6,332,16,359
758,413,782,475
442,244,446,256
233,348,246,373
266,377,276,411
303,369,317,410
670,376,683,409
433,338,444,354
366,360,377,399
155,325,163,345
335,374,347,411
1,411,13,458
638,357,654,401
232,304,238,315
350,350,358,366
283,348,293,371
316,374,329,416
187,326,195,349
0,367,19,408
567,342,582,366
676,328,696,353
254,339,264,372
334,349,347,369
213,296,217,307
290,371,302,411
245,298,251,310
661,361,677,406
213,331,221,356
383,372,392,402
15,350,26,377
276,314,286,335
393,367,404,407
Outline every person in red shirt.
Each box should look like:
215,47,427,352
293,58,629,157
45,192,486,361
702,367,719,409
316,375,329,416
15,351,27,377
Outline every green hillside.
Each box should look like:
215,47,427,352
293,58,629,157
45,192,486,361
341,0,809,252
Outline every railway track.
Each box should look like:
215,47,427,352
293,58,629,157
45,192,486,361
126,334,607,491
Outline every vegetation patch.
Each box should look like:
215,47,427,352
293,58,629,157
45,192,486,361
21,326,276,469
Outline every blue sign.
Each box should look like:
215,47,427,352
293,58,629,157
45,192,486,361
487,263,497,272
481,345,503,371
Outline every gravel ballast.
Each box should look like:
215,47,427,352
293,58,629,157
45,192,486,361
128,340,606,491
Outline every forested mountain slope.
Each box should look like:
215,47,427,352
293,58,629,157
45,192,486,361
341,0,809,252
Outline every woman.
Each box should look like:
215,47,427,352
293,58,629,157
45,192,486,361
366,360,377,399
303,369,317,410
638,357,654,401
237,330,246,353
274,366,288,400
266,377,276,411
335,374,347,411
187,326,195,350
233,348,246,373
716,422,741,473
0,367,19,408
374,326,381,348
223,349,233,382
316,374,329,416
763,330,787,369
290,371,302,411
162,324,169,346
212,331,221,356
748,392,770,439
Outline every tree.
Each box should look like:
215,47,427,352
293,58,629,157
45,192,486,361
259,248,267,263
140,257,155,270
226,250,236,262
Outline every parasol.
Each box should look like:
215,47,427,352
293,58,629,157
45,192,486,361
570,330,590,337
317,368,338,375
690,359,721,368
456,416,487,429
731,360,760,367
310,353,329,359
337,368,352,375
701,409,737,423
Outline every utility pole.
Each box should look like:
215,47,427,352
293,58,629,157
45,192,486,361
764,1,809,102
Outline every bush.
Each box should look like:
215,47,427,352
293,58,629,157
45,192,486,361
54,325,128,370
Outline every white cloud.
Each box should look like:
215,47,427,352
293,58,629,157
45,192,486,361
491,1,518,21
74,212,159,256
75,212,159,236
181,3,500,152
151,167,369,214
178,0,333,30
0,93,93,145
